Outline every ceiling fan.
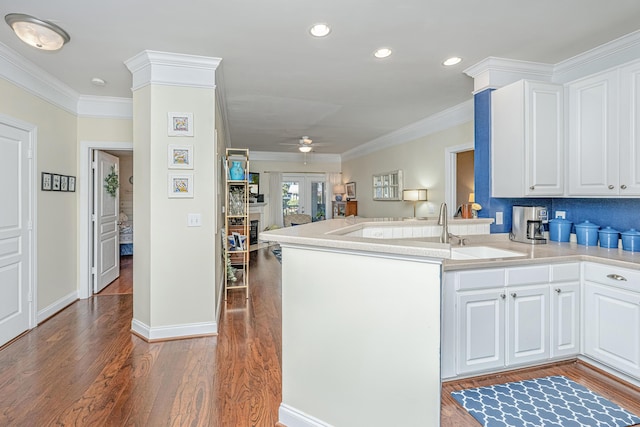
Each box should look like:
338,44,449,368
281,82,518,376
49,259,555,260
279,136,330,152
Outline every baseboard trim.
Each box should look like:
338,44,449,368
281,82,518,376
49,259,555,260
278,404,333,427
130,318,217,342
37,290,78,324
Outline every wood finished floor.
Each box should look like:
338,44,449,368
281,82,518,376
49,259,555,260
2,248,640,426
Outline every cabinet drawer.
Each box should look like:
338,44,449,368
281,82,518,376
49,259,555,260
506,265,549,286
584,262,640,293
457,269,505,290
550,263,580,283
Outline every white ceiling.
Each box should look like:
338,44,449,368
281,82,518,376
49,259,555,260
2,1,640,155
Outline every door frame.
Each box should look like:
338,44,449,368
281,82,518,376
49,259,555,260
0,113,37,328
281,173,326,218
444,142,474,214
79,141,132,299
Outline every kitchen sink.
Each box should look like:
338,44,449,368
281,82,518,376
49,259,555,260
450,246,526,260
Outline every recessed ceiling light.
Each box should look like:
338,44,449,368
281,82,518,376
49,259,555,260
5,13,70,51
91,77,106,86
309,23,331,38
374,48,392,59
443,56,462,66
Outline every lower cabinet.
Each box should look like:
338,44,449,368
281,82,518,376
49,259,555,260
443,263,580,379
584,281,640,379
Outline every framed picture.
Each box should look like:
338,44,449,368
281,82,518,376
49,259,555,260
168,173,194,198
68,176,76,192
168,144,194,169
41,172,52,191
60,175,69,191
52,174,61,191
167,112,194,137
346,182,356,200
248,172,259,196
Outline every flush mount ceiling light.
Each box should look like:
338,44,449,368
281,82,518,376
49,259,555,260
374,48,392,59
5,13,70,51
91,77,106,86
309,23,331,37
443,56,462,66
298,145,312,153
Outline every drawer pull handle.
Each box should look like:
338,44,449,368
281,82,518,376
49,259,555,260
621,184,627,190
500,293,506,299
555,288,561,294
511,292,517,298
606,273,627,281
529,186,535,190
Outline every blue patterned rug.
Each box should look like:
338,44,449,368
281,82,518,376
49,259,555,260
451,375,640,427
271,247,282,263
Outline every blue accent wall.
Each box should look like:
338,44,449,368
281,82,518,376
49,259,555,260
473,89,640,234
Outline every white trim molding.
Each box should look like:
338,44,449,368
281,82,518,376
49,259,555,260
131,319,217,342
463,57,554,93
279,404,333,427
341,100,474,162
77,95,133,119
124,50,222,91
251,150,341,164
37,291,78,324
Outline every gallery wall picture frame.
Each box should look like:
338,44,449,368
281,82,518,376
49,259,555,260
60,175,69,192
168,144,194,169
52,174,61,191
346,182,356,200
42,172,52,191
168,173,194,198
168,112,194,137
68,176,76,192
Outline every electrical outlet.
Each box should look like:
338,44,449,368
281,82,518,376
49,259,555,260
555,211,566,219
496,211,503,225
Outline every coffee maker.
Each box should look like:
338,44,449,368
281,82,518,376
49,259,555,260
510,206,548,244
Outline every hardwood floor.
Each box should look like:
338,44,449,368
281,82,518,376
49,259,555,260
0,248,282,426
2,247,640,426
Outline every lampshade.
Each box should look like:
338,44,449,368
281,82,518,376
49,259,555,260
333,184,346,194
5,14,70,51
468,192,475,203
402,189,428,201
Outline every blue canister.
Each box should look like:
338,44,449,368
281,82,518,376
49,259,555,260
598,226,620,249
621,229,640,252
575,220,600,246
549,218,573,242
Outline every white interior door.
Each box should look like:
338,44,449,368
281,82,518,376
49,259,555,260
93,150,120,293
282,174,326,220
0,121,33,346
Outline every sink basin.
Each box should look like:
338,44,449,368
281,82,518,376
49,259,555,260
450,246,526,260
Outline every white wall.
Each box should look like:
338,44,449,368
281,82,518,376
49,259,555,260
342,121,473,219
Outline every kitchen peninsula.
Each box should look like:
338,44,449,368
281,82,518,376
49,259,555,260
261,217,640,427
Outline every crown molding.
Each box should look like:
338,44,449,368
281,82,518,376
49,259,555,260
0,42,78,114
341,100,473,162
77,95,133,119
463,57,554,93
251,150,341,164
553,29,640,83
124,50,222,92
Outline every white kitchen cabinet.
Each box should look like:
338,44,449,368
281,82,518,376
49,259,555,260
507,285,550,366
568,59,640,196
492,80,564,197
583,263,640,379
551,283,580,358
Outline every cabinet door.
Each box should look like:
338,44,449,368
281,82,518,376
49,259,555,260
619,60,640,195
550,283,580,358
584,282,640,379
568,70,619,195
507,285,550,366
457,290,505,374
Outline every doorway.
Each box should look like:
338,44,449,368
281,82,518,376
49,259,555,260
281,174,326,221
79,141,133,300
445,142,475,215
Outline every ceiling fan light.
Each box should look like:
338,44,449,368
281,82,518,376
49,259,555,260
5,13,70,51
299,145,312,153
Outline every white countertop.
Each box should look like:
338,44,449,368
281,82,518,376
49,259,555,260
260,218,640,270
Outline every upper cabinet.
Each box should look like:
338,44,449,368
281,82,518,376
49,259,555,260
567,59,640,196
492,80,564,197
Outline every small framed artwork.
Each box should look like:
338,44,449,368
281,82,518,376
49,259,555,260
68,176,76,192
60,175,69,192
168,144,194,169
52,174,61,191
168,112,194,137
346,182,356,200
168,173,194,198
41,172,52,191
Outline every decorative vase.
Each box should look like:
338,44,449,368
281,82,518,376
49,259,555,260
229,161,244,180
335,194,343,201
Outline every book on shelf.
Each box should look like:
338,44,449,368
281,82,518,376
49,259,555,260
229,232,247,251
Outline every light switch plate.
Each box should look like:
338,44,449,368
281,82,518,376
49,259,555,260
496,211,503,225
187,213,202,227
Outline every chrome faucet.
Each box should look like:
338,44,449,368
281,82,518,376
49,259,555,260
438,202,449,243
